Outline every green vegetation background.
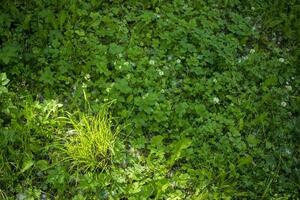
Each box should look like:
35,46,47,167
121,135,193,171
0,0,299,199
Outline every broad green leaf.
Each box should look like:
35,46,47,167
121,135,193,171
238,156,253,167
20,160,34,173
246,135,259,146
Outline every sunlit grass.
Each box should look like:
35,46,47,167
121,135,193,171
61,108,118,172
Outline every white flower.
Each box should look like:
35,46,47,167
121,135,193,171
279,58,285,63
291,77,295,80
176,59,181,64
66,129,78,136
213,97,220,104
285,85,292,91
161,89,165,93
82,83,87,88
118,53,123,58
84,74,90,80
250,49,255,54
212,78,217,83
118,65,122,69
158,69,164,76
126,74,131,79
251,7,255,10
149,60,155,65
281,101,287,107
167,55,173,60
241,56,248,61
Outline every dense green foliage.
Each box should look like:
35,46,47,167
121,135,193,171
0,0,299,199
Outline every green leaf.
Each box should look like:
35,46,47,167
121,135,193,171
40,67,54,85
238,156,253,167
109,43,124,55
246,135,259,146
0,44,18,64
151,135,164,147
36,160,49,171
75,30,85,36
20,160,34,173
1,73,9,86
168,138,192,166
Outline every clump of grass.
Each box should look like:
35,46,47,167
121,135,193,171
62,107,118,172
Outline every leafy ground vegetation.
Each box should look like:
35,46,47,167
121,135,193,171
0,0,299,199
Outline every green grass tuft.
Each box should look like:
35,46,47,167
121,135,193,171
62,108,117,172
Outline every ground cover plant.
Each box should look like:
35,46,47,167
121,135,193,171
0,0,299,199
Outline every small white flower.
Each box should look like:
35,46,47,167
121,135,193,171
84,74,90,80
158,69,164,76
242,56,248,61
149,60,155,65
167,55,173,60
281,101,287,107
285,85,292,91
118,65,122,69
279,58,285,63
176,59,181,64
251,6,255,10
66,129,78,136
213,97,220,104
250,49,255,54
291,77,295,80
126,74,131,79
118,53,123,58
161,89,165,93
212,78,217,83
82,83,87,88
156,14,161,18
